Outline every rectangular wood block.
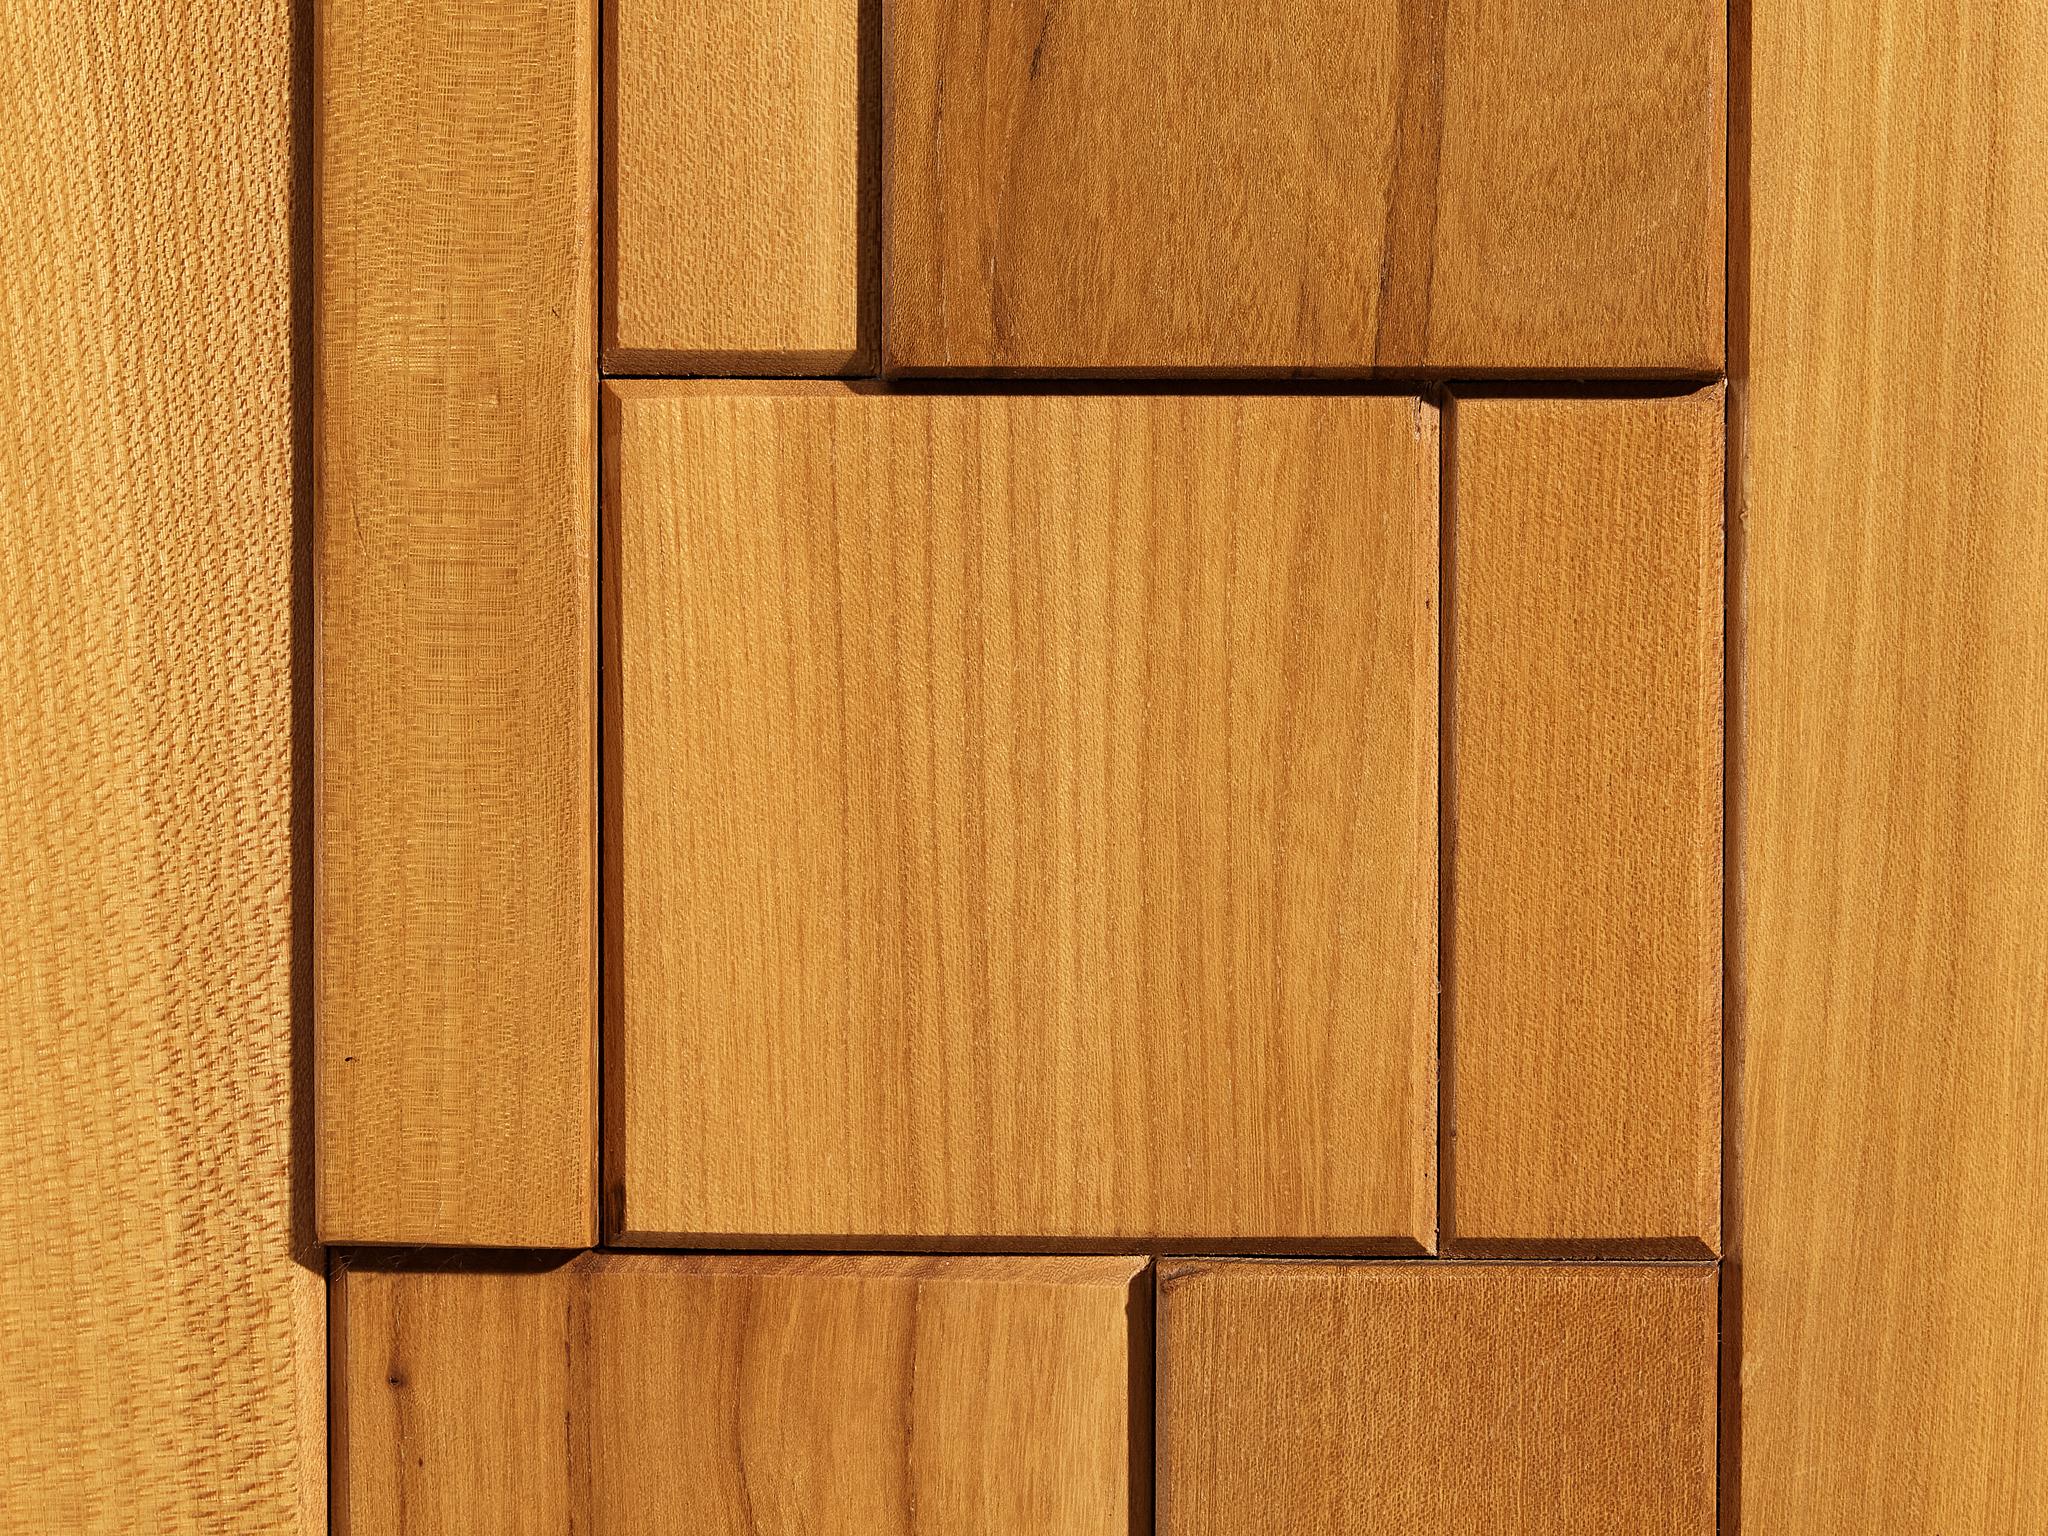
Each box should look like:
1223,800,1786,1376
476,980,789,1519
332,1253,1147,1536
603,0,871,374
316,0,599,1247
1156,1260,1718,1535
605,383,1438,1246
0,2,322,1526
883,0,1724,375
1447,389,1722,1254
1742,0,2048,1523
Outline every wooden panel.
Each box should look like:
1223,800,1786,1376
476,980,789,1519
1156,1260,1717,1535
882,0,1723,376
603,0,871,374
605,383,1437,1246
1447,390,1722,1254
0,1,323,1529
1740,0,2048,1524
333,1253,1146,1536
316,0,599,1245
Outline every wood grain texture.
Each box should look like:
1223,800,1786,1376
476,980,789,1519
0,1,323,1529
1739,0,2048,1524
883,0,1723,376
1157,1260,1717,1535
316,0,599,1246
605,383,1437,1247
1446,390,1723,1254
603,0,872,374
333,1253,1147,1536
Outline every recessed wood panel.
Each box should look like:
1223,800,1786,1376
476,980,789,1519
603,0,871,373
0,1,321,1526
316,0,598,1246
605,383,1437,1246
1156,1260,1718,1535
882,0,1723,375
1447,389,1722,1254
333,1254,1146,1536
1742,0,2048,1523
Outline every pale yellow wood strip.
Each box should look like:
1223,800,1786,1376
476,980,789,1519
1156,1260,1718,1533
316,0,599,1246
604,383,1437,1246
603,0,872,374
333,1254,1146,1535
1447,389,1723,1254
0,2,322,1528
1740,0,2048,1523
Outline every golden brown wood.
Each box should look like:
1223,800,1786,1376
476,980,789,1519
316,0,599,1246
605,383,1437,1247
883,0,1724,376
1446,390,1723,1254
603,0,871,374
1157,1260,1717,1535
0,1,323,1528
333,1253,1147,1536
1739,0,2048,1523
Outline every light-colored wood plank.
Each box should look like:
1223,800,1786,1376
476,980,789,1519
0,1,323,1528
1446,390,1723,1254
605,383,1437,1246
316,0,599,1246
334,1253,1147,1536
883,0,1723,375
1739,0,2048,1524
603,0,871,374
1157,1260,1717,1535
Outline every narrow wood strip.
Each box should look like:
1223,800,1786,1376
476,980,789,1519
315,0,599,1246
1447,388,1723,1254
1740,0,2048,1522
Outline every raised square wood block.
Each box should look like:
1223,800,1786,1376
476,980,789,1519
883,0,1724,375
1156,1260,1718,1535
1445,388,1723,1255
331,1253,1148,1536
604,384,1438,1247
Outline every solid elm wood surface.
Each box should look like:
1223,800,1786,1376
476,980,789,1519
332,1253,1147,1536
1740,0,2048,1523
1156,1260,1718,1535
315,0,599,1247
0,1,323,1528
605,383,1437,1247
1446,390,1723,1254
603,0,872,373
883,0,1724,375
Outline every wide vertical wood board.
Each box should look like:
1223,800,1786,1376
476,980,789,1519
1741,0,2048,1524
603,0,871,374
1447,389,1723,1253
1156,1259,1718,1534
883,0,1724,375
332,1253,1147,1536
0,1,323,1529
316,0,599,1246
605,383,1438,1246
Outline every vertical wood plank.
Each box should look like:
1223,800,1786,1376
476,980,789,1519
316,0,599,1246
1740,0,2048,1523
0,2,323,1528
1447,389,1722,1254
603,0,872,374
605,383,1438,1247
1156,1260,1718,1534
333,1254,1147,1536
